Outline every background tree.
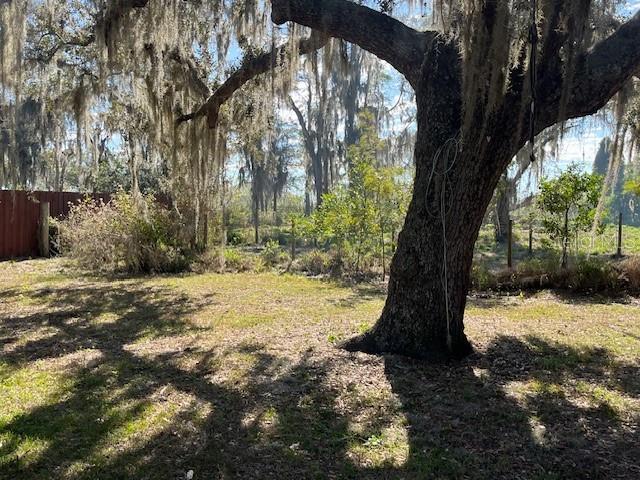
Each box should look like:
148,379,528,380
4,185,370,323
302,109,409,275
593,137,613,177
492,124,565,243
537,166,604,268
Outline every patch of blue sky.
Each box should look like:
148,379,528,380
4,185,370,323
625,1,640,14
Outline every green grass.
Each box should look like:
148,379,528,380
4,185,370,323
0,259,639,479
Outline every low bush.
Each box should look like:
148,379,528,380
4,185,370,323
516,254,561,277
295,250,330,275
327,248,347,277
59,192,191,273
228,230,251,246
568,256,618,292
471,263,497,291
472,253,628,294
192,248,226,273
261,240,289,267
618,256,640,292
223,248,247,271
223,248,264,272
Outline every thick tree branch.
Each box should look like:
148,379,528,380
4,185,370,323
177,31,329,127
538,10,640,130
271,0,430,87
167,48,211,99
288,97,311,142
28,31,96,64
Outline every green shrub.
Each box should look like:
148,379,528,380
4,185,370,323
253,257,266,273
59,192,191,273
223,248,247,271
471,263,497,291
228,230,250,246
223,248,264,272
261,240,289,267
570,256,618,292
296,250,330,275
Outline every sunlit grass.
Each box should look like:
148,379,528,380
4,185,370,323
1,259,638,479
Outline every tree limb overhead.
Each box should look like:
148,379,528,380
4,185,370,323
177,31,330,128
538,9,640,130
271,0,431,88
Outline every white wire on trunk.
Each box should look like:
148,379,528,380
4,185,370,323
426,137,460,352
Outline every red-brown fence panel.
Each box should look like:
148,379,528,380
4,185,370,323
0,190,111,260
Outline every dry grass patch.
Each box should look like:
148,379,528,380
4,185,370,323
0,259,638,479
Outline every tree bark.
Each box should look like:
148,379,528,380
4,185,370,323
344,41,511,359
494,175,512,244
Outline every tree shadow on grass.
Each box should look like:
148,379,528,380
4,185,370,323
0,282,638,479
467,289,640,310
380,335,639,479
0,283,207,366
327,283,386,309
0,282,360,479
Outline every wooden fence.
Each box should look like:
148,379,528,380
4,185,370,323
0,190,111,259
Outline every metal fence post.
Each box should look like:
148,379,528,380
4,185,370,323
617,212,623,258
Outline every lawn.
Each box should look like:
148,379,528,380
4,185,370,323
1,259,639,479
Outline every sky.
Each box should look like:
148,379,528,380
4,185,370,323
628,1,640,12
555,130,604,174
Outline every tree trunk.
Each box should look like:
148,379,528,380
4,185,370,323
311,152,324,207
345,43,512,360
561,208,569,269
253,191,260,245
494,174,512,243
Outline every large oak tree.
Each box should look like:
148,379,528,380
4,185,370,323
4,0,640,360
267,0,640,359
195,0,636,360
